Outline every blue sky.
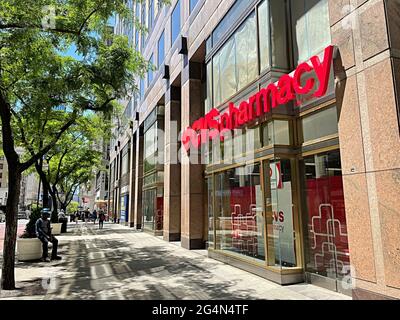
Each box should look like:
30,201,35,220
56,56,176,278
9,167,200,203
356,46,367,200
63,16,115,60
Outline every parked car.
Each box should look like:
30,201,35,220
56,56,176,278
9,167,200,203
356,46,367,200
0,211,5,223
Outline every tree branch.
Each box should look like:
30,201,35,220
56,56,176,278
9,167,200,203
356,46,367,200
19,111,78,172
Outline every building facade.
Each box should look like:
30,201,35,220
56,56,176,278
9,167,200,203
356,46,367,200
109,0,400,300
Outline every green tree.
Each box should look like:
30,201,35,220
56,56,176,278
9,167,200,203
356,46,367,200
24,112,109,223
67,201,79,215
0,0,150,290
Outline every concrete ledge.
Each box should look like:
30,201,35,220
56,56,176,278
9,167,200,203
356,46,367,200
181,236,205,250
208,250,304,286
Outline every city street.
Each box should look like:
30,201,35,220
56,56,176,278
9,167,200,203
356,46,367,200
0,220,28,252
0,222,350,300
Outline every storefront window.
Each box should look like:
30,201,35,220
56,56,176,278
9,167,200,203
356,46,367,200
144,122,157,173
300,150,350,282
143,189,156,230
301,106,338,143
120,194,129,223
264,159,297,268
207,177,214,249
262,120,290,146
215,164,265,261
291,0,331,64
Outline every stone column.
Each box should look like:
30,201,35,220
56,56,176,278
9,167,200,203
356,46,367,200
329,0,400,300
181,62,206,249
163,86,181,241
132,129,144,229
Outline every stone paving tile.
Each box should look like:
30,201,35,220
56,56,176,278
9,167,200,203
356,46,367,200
0,222,351,300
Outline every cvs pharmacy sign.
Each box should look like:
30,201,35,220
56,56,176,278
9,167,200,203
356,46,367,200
182,45,335,151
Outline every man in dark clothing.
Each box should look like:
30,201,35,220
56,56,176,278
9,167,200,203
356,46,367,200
35,209,62,262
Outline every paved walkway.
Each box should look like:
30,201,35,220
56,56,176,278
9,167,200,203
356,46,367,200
0,222,350,300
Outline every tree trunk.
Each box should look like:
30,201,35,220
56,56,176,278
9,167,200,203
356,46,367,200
50,186,58,223
42,182,50,209
60,203,67,212
1,167,21,290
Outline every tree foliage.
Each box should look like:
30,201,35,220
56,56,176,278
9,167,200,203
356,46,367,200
0,0,153,290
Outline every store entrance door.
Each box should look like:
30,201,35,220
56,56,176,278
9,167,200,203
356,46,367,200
300,150,352,295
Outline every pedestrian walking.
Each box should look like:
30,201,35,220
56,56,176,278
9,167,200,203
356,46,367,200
98,211,105,229
92,209,97,224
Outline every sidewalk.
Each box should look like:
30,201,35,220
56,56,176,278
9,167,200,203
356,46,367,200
0,222,351,300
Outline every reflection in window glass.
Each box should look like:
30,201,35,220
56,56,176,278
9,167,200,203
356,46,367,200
171,0,181,45
144,122,157,172
265,159,297,268
302,106,338,142
235,13,257,91
300,150,350,280
148,0,154,31
141,1,147,50
262,121,290,146
205,62,212,113
215,164,265,261
291,0,331,64
207,177,214,249
158,31,165,68
258,0,271,71
140,77,145,100
219,37,236,104
190,0,199,13
148,54,154,85
122,152,129,175
211,14,257,106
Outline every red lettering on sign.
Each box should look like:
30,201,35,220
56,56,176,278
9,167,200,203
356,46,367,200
182,45,335,151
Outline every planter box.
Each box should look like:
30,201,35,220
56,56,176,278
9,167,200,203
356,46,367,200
17,238,42,261
51,223,62,235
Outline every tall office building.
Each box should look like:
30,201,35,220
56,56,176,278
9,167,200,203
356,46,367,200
109,0,400,300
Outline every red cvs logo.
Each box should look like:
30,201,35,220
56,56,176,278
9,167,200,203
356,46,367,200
273,211,284,223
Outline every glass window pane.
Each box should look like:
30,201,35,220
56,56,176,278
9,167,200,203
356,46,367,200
302,106,338,142
171,0,181,44
219,37,237,103
205,61,212,113
291,0,331,64
215,164,265,261
307,0,331,57
258,0,271,71
235,13,257,91
270,0,289,69
148,54,154,85
300,150,350,281
207,177,214,249
149,0,154,30
265,159,297,268
212,52,221,106
190,0,199,13
262,120,290,146
158,31,165,68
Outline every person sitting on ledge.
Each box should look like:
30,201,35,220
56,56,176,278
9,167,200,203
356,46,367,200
35,209,62,262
